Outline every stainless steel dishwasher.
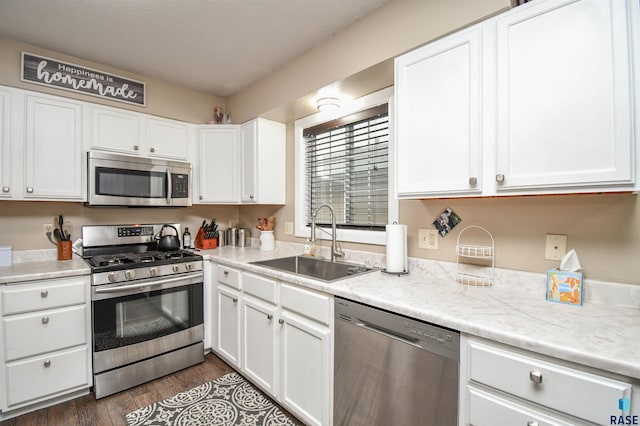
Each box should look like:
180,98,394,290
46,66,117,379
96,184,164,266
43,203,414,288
334,297,460,426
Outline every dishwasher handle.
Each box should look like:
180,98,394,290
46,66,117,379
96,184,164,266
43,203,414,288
356,321,422,349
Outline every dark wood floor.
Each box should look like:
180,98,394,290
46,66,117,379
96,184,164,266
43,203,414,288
1,353,235,426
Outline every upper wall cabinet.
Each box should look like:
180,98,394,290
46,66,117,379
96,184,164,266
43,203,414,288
197,126,240,203
240,118,286,204
91,105,189,161
395,26,483,197
0,89,11,198
394,0,639,198
24,94,84,200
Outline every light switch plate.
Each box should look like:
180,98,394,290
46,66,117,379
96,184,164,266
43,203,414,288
545,234,567,261
418,228,438,249
284,222,294,235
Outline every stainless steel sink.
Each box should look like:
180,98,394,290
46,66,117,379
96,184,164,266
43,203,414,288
251,256,376,282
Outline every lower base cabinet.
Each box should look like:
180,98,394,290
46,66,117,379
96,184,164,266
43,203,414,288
211,266,334,426
459,335,637,426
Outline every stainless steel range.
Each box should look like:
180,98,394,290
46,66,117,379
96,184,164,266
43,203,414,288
82,224,204,399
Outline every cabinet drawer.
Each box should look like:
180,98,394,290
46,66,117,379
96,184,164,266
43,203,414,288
2,276,87,315
3,305,87,361
281,283,331,325
5,345,89,408
468,340,631,424
217,265,240,289
243,272,277,303
467,385,584,426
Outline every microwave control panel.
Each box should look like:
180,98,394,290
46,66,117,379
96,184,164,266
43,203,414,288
171,173,189,198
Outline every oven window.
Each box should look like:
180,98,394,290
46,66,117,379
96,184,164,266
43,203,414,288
95,167,167,198
92,283,203,352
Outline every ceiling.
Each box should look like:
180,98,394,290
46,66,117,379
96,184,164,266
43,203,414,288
0,0,389,99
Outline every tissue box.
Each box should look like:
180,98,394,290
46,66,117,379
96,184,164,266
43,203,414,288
546,269,583,306
0,245,11,267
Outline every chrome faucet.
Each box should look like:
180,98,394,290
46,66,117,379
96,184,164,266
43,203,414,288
310,204,344,262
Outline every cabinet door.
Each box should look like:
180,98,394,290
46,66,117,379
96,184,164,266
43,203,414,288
280,311,331,426
495,0,634,191
198,127,239,203
216,285,241,367
91,106,142,155
242,296,277,395
395,26,483,197
24,95,83,199
240,120,257,203
146,117,188,160
0,89,11,198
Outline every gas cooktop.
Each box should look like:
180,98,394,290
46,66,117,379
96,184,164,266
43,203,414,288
84,249,201,273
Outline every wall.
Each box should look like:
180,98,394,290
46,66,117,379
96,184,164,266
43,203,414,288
0,37,224,124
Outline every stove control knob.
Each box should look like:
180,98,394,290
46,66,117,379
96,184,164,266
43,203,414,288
125,270,135,280
107,272,117,283
172,265,180,273
186,263,193,271
150,268,158,277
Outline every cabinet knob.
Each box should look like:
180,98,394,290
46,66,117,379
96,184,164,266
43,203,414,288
267,314,273,320
249,194,254,199
42,316,49,324
41,290,48,298
223,270,229,276
44,360,51,368
278,318,285,325
150,147,155,153
232,297,238,303
26,187,34,193
495,174,505,183
199,195,203,200
527,422,539,426
529,370,543,384
468,177,478,186
133,145,139,151
2,186,9,193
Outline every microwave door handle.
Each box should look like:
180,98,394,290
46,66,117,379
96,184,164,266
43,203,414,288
166,167,172,205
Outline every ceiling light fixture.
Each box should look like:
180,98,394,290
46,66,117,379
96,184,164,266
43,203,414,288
316,96,341,111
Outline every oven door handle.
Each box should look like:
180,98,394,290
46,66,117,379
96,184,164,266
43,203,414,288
94,272,202,295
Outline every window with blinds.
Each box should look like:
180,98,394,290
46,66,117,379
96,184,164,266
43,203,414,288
303,104,389,230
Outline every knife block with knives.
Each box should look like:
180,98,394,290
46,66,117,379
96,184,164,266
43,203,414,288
195,219,218,249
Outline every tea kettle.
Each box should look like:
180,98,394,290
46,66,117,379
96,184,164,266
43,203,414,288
155,224,181,251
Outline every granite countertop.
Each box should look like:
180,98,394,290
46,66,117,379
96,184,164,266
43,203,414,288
199,244,640,381
0,252,90,284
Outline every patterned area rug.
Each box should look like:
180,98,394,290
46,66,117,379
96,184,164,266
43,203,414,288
125,372,299,426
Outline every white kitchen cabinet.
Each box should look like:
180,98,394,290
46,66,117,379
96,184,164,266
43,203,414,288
216,279,242,368
240,118,286,204
0,276,92,415
91,105,189,160
24,94,84,200
145,116,189,160
459,335,635,426
394,0,639,198
395,25,483,197
242,296,278,395
0,89,11,198
494,0,635,192
197,126,240,203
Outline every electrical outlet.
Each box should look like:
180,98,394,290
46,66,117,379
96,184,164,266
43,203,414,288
284,222,294,235
418,228,438,249
545,234,567,261
43,224,53,236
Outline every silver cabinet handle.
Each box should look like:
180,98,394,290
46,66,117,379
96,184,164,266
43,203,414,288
278,318,284,325
41,290,48,298
26,187,34,193
527,422,539,426
529,370,543,384
267,314,273,320
44,360,51,368
496,173,505,183
2,186,9,193
150,147,155,153
223,270,229,276
469,177,478,186
232,297,238,303
133,145,139,151
249,194,254,199
42,316,49,324
199,195,203,200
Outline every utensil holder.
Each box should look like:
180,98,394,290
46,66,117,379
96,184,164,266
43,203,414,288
195,228,217,249
259,230,275,251
57,241,72,260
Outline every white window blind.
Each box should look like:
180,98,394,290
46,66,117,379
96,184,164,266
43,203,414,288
304,104,389,230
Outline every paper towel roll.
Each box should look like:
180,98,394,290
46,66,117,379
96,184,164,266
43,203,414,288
386,223,407,273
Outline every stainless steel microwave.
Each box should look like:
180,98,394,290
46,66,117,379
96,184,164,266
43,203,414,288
87,151,192,207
